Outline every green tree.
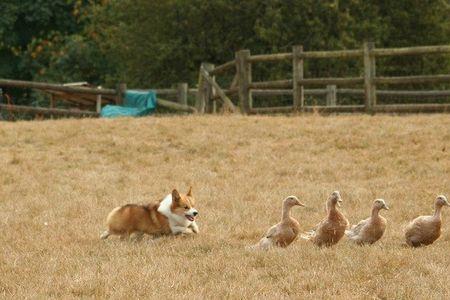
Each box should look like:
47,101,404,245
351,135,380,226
1,0,449,108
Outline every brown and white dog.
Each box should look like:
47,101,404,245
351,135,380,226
100,188,199,240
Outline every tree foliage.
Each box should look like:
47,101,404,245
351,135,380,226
1,0,449,105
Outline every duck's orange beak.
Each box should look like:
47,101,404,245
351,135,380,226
296,201,305,207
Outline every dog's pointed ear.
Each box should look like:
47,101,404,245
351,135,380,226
187,186,193,197
172,189,181,203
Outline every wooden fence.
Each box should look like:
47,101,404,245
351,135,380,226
0,80,196,118
1,42,449,118
197,42,450,114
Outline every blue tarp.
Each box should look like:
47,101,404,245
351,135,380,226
100,90,157,118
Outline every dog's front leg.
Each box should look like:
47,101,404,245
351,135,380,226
189,221,199,234
170,225,193,235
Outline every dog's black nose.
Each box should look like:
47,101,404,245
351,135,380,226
193,211,198,216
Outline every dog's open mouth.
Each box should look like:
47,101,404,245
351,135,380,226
185,215,195,222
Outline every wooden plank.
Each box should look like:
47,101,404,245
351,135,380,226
326,85,337,106
373,45,450,56
154,89,178,95
43,90,94,105
374,75,450,84
0,104,98,117
0,79,116,95
116,83,127,105
210,60,235,75
203,63,215,113
250,105,365,114
292,45,304,111
195,63,207,113
251,89,328,96
252,89,293,96
177,83,188,106
363,41,377,112
248,52,292,62
96,86,102,113
229,74,239,89
251,104,449,114
297,77,364,86
200,67,236,113
374,103,450,113
157,98,197,113
236,49,252,113
377,90,450,97
299,49,363,59
62,82,88,87
249,79,293,89
336,89,450,97
211,88,238,100
134,88,178,95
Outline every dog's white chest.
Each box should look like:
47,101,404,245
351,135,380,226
157,194,193,233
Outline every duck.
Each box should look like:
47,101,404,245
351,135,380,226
345,199,389,245
249,196,305,250
301,191,349,247
405,195,449,247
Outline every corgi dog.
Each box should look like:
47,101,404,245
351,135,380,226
100,187,199,240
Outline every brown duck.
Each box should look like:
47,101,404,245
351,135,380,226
301,191,349,247
405,195,449,247
346,199,389,245
250,196,305,250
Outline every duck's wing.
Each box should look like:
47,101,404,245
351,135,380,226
264,223,280,239
345,217,369,238
404,216,429,246
301,218,325,240
275,226,298,247
405,216,429,232
405,216,438,237
248,224,279,250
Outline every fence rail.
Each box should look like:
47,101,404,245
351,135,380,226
0,79,117,96
2,43,449,119
0,103,98,117
195,42,449,114
0,79,197,117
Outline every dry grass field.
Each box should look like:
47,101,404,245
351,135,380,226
1,114,450,299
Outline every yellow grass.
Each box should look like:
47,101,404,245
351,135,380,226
1,115,450,299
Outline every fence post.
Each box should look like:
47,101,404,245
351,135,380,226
293,45,304,111
363,42,376,113
96,86,102,113
195,64,206,113
326,85,337,106
204,63,215,113
236,49,252,114
116,83,127,105
177,83,188,106
195,63,214,113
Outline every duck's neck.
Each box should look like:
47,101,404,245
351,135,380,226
371,207,381,219
281,204,291,221
433,204,443,219
327,202,338,215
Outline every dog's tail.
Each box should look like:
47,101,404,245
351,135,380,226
106,206,122,224
100,230,110,240
100,206,122,240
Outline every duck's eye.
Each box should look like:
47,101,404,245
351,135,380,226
184,206,189,209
